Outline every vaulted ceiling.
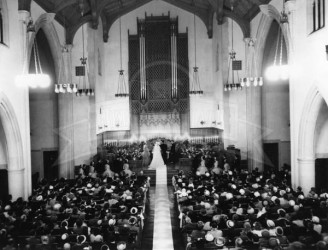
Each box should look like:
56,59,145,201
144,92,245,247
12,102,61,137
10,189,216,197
23,0,271,44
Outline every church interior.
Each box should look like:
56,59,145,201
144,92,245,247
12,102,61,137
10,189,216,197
1,0,328,249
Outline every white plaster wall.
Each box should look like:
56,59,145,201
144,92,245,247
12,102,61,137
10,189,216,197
255,0,328,187
222,19,247,155
211,13,224,130
71,25,97,165
0,1,32,199
0,0,65,197
29,2,66,176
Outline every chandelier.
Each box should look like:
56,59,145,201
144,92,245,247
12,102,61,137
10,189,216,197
54,48,78,94
15,17,51,88
189,12,203,96
115,15,129,98
265,1,289,81
76,24,95,96
55,18,77,94
239,0,263,88
239,38,263,88
224,19,242,92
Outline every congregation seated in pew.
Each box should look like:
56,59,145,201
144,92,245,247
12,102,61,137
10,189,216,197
172,147,328,250
0,163,150,250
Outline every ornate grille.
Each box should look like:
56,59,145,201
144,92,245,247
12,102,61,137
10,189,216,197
177,34,189,100
179,99,189,113
131,101,140,114
128,15,189,115
129,37,140,100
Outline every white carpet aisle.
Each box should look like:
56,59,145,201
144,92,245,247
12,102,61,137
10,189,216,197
152,165,174,250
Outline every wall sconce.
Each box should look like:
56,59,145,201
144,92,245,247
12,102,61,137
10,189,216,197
200,121,205,125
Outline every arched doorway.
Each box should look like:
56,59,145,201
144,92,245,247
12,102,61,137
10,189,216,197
29,28,59,183
0,93,25,200
298,86,328,193
314,99,328,193
0,119,8,201
261,20,291,175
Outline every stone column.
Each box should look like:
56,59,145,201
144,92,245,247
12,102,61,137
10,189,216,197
298,158,315,195
58,44,75,179
8,169,25,200
18,10,31,199
244,38,263,172
285,0,298,189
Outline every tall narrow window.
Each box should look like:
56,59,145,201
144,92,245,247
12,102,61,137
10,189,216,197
312,0,325,32
0,9,3,44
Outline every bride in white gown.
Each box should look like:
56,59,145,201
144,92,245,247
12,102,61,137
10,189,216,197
148,141,166,169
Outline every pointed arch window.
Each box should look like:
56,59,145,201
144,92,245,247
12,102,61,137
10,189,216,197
312,0,325,32
0,0,9,46
0,8,3,44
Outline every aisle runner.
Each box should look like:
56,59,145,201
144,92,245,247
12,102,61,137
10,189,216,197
153,166,174,250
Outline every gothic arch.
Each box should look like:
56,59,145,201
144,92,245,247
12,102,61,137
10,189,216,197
0,0,9,46
27,13,63,78
0,92,26,198
254,4,291,74
298,85,326,159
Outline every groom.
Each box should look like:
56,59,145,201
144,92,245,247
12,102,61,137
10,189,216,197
160,140,168,164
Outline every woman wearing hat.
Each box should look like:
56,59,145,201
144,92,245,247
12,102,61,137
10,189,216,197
71,235,89,250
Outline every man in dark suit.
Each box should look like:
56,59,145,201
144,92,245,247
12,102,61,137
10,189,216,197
170,141,177,164
160,140,168,164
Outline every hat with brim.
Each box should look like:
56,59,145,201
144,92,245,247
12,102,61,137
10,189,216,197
100,244,110,250
77,235,86,244
214,237,226,247
61,233,69,241
130,207,138,214
117,241,127,250
276,226,284,236
226,220,235,228
120,205,128,213
108,219,116,226
128,216,138,225
94,235,103,243
267,219,275,228
61,220,69,228
205,233,214,241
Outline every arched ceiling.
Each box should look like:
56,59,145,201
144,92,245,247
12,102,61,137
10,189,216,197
24,0,271,44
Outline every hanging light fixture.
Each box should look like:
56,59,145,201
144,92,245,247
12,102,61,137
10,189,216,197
239,0,263,88
115,14,129,98
265,1,289,81
76,24,95,97
224,19,242,92
15,17,51,88
189,12,203,96
55,17,77,94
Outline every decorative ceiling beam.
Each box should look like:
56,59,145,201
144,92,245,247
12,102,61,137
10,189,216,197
18,0,32,12
206,0,224,24
206,8,215,38
66,15,93,45
224,9,250,38
161,0,212,39
102,0,152,42
216,0,225,24
100,11,109,43
89,0,99,29
53,0,76,13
